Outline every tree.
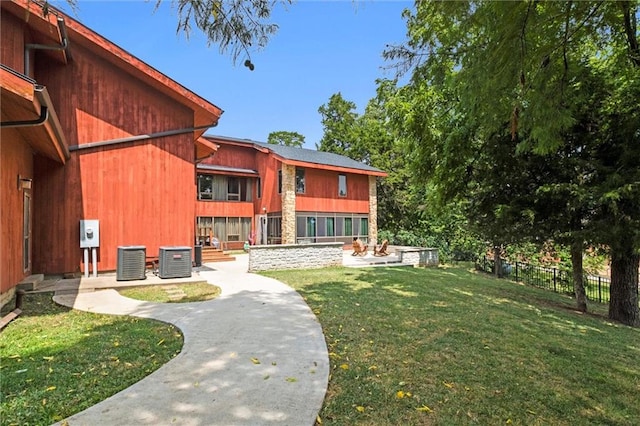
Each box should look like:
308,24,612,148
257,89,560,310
317,93,362,159
385,1,639,326
267,131,305,147
47,0,291,70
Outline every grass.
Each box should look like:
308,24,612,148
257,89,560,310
118,282,221,303
0,292,183,426
263,265,640,425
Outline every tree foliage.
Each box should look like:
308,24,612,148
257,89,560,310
158,0,292,69
267,131,305,147
384,0,639,325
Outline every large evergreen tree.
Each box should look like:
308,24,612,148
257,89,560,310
385,0,639,326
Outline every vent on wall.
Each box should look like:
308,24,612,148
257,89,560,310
116,246,146,281
158,246,192,279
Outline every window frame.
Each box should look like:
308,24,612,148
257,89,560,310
296,168,306,194
338,174,347,197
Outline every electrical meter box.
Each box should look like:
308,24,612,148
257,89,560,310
80,220,100,248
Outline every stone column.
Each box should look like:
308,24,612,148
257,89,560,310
281,164,296,244
368,175,378,245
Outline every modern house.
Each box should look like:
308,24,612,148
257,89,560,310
197,135,387,249
1,0,222,306
0,0,386,308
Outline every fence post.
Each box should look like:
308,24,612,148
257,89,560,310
553,268,557,292
515,262,519,282
598,276,602,303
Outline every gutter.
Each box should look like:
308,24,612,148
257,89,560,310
68,122,219,152
24,16,71,75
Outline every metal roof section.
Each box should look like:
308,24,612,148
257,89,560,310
205,135,387,175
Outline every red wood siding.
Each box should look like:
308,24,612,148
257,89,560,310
31,42,197,274
204,144,257,170
0,12,25,73
296,168,370,214
0,129,33,293
196,201,255,218
257,153,284,214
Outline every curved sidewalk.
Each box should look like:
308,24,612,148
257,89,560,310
53,255,329,426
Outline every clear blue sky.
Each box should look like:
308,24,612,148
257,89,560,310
51,0,412,149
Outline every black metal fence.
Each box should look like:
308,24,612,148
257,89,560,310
475,256,619,304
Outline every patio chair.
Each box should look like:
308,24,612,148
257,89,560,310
374,240,390,256
351,238,368,256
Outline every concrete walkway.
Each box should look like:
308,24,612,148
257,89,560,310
52,254,329,426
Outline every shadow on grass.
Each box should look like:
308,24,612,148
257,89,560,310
263,265,640,425
0,292,182,426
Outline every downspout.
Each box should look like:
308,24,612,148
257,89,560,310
24,16,71,76
68,122,219,152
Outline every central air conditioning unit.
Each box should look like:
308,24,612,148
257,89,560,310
116,246,146,281
158,246,192,279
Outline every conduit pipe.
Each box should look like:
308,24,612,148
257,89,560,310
68,122,219,152
24,16,71,76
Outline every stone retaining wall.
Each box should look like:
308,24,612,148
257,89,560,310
397,247,439,267
248,242,344,272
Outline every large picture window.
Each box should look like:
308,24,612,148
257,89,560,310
295,213,367,243
197,174,253,201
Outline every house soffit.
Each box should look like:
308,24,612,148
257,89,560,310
0,66,68,163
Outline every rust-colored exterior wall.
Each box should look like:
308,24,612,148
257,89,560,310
0,128,34,295
209,144,257,170
199,138,384,244
296,168,370,213
0,12,25,72
196,201,254,218
2,0,221,286
30,43,197,274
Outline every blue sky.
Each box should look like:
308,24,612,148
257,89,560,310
51,0,412,149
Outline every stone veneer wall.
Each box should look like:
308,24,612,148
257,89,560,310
281,164,296,244
397,247,439,267
368,175,378,245
248,243,344,272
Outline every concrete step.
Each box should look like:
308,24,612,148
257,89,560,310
17,274,44,291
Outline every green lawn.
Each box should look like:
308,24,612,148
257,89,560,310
263,265,640,426
118,282,221,303
0,293,183,426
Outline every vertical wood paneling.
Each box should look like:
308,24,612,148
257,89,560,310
1,129,33,292
31,41,197,274
203,144,257,170
196,201,255,218
0,12,25,72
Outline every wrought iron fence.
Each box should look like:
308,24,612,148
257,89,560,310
474,256,630,304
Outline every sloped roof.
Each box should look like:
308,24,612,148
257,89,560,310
205,135,387,176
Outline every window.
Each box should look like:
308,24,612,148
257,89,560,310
296,216,306,238
307,217,316,237
268,216,282,238
227,177,240,201
326,217,335,237
278,170,282,194
198,174,213,200
338,174,347,197
257,177,262,199
296,168,305,194
344,217,353,236
360,218,368,237
197,174,253,201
